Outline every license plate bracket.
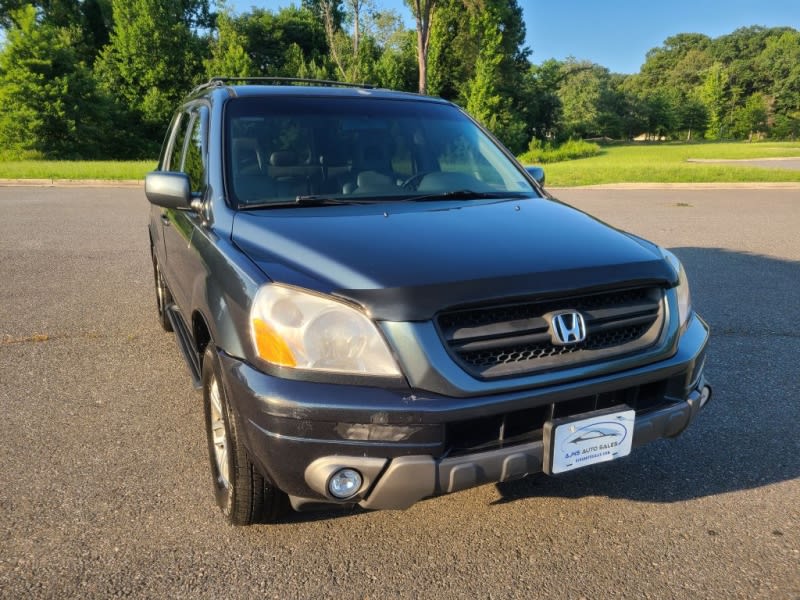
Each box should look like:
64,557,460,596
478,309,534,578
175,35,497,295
543,406,636,475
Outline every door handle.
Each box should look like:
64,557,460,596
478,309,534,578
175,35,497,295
160,213,170,226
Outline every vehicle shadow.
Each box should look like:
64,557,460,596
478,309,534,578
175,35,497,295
494,247,800,505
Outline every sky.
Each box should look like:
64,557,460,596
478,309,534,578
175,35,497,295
227,0,800,74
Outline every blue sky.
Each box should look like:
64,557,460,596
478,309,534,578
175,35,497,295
226,0,800,74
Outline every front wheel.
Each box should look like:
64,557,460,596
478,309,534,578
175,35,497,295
202,344,287,525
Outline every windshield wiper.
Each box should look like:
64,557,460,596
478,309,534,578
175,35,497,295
238,196,359,210
407,190,522,202
239,191,525,210
295,195,363,206
294,194,412,206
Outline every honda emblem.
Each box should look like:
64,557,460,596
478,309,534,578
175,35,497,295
551,311,587,345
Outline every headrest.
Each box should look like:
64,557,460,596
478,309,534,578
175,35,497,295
270,151,297,167
356,171,394,190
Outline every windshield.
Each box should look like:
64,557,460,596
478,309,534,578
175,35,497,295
225,95,538,207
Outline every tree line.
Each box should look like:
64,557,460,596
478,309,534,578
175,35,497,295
1,0,798,160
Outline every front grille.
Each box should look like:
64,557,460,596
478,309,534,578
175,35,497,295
445,380,670,457
437,287,664,379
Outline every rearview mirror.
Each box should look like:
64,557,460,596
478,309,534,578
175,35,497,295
525,166,546,187
145,172,191,209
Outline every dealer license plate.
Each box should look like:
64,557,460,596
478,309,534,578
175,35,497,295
544,407,636,474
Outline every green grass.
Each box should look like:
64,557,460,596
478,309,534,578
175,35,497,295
2,141,800,186
0,160,155,180
519,141,800,186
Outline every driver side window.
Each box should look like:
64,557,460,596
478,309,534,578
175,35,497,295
166,113,189,172
164,106,207,196
183,110,206,195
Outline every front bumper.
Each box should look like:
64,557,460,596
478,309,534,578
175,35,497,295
220,315,710,511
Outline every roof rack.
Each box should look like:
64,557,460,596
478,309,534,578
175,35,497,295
191,77,376,95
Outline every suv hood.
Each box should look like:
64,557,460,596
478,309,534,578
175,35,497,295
231,198,675,320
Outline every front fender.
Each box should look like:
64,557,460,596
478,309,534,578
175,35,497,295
189,231,268,360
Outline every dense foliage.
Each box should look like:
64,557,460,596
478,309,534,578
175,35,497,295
517,139,602,165
0,1,797,159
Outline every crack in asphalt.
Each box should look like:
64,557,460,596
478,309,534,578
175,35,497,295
0,331,138,346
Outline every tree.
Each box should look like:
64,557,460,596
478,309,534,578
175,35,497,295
711,26,791,98
302,0,344,30
235,7,329,78
699,62,729,139
370,14,418,91
424,0,528,148
622,26,800,141
732,93,769,140
756,30,800,118
205,11,254,78
0,6,114,159
464,9,525,151
676,96,708,141
94,0,210,153
318,0,378,82
557,60,605,139
0,0,113,63
770,112,800,140
406,0,436,94
641,90,677,139
520,59,562,140
639,33,712,91
426,0,476,100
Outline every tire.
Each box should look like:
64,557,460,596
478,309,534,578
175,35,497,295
202,344,287,525
151,249,174,332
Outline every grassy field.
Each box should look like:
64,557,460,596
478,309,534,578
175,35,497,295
1,141,799,186
530,141,800,186
0,160,155,180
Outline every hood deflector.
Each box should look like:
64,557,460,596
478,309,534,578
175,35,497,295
335,260,676,321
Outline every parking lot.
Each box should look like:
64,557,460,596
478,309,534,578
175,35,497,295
1,185,798,599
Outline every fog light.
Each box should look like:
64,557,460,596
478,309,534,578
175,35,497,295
328,468,363,499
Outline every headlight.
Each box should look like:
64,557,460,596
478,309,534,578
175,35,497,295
249,284,401,376
662,249,692,329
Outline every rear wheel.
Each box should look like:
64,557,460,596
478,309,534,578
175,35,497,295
151,249,173,332
202,344,287,525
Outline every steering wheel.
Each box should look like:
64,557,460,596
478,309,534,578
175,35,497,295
400,171,433,191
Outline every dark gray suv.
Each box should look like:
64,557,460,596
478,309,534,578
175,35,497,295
146,78,711,525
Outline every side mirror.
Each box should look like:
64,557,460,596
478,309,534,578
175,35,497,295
525,166,546,187
145,171,191,209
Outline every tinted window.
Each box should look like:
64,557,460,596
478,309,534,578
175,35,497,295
166,112,189,172
225,96,537,206
183,110,206,194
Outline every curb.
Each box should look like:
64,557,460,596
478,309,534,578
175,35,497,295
0,179,142,188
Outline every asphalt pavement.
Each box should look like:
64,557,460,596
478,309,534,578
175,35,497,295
0,186,798,599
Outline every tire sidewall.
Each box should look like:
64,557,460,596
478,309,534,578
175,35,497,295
151,248,173,332
202,345,236,518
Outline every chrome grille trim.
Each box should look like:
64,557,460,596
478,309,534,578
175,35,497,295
437,287,665,379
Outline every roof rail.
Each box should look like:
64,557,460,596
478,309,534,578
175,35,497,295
187,79,226,97
206,77,376,89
